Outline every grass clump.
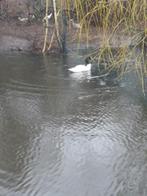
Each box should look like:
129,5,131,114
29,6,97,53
72,0,146,86
43,0,146,88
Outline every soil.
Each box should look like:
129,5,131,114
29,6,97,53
0,0,47,53
0,18,134,54
0,0,145,54
0,19,44,52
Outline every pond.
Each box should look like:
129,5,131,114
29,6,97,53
0,53,147,196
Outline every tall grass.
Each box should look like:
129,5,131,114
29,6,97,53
72,0,146,86
44,0,147,87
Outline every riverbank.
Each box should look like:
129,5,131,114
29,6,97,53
0,19,135,54
0,0,146,55
0,20,44,53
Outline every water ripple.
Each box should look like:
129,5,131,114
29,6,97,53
0,54,147,196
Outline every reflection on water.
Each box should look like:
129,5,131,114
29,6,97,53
0,53,147,196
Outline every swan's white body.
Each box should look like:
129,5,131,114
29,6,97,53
68,63,91,73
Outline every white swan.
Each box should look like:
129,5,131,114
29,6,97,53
68,63,91,73
68,57,92,73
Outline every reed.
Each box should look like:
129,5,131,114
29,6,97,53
42,0,49,53
43,0,147,85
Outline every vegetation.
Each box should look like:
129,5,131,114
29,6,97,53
42,0,146,88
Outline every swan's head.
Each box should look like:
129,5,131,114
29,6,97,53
85,56,92,66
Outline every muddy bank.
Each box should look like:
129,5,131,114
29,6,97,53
0,35,31,51
0,0,146,54
0,19,135,54
0,20,44,53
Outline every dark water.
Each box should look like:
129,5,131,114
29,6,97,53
0,53,147,196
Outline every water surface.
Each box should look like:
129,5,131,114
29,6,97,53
0,53,147,196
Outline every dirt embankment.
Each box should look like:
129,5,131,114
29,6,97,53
0,0,46,53
0,19,134,54
0,20,45,53
0,0,134,53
